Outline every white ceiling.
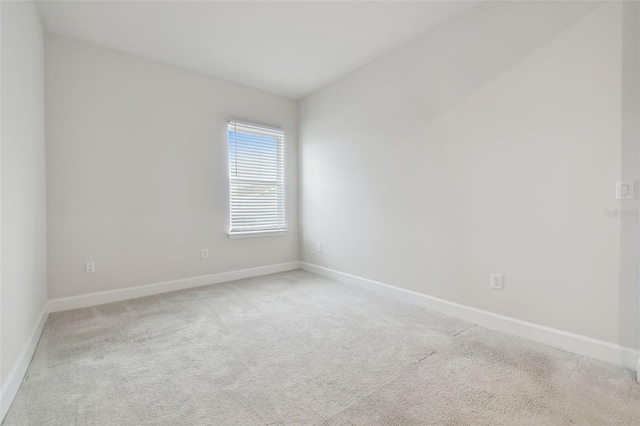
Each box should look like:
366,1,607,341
36,1,478,99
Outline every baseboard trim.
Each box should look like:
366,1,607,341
1,303,50,422
301,262,640,371
3,261,634,423
48,261,302,313
1,262,302,422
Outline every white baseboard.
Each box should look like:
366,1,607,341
1,261,302,423
1,303,50,422
3,261,635,423
301,262,640,371
49,261,302,313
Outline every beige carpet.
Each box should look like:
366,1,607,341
3,270,640,425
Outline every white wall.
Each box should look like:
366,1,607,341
45,35,298,299
1,0,48,385
299,1,639,348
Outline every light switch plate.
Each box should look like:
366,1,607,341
616,181,634,200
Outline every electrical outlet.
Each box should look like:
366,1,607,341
316,243,322,253
201,249,209,259
86,261,96,274
490,273,503,290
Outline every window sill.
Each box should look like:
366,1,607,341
228,230,287,239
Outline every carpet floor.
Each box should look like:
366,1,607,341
3,270,640,425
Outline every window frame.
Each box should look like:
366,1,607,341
227,120,286,238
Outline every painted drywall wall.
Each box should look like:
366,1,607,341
299,1,639,348
1,1,48,384
45,35,299,299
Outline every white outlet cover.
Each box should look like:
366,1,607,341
86,261,96,274
201,249,209,259
490,273,503,290
316,243,322,253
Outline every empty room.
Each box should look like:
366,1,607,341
2,0,640,424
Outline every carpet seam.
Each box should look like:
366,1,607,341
452,324,477,337
315,336,459,425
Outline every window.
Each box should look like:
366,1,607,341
228,120,286,237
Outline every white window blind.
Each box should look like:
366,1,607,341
228,120,286,235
